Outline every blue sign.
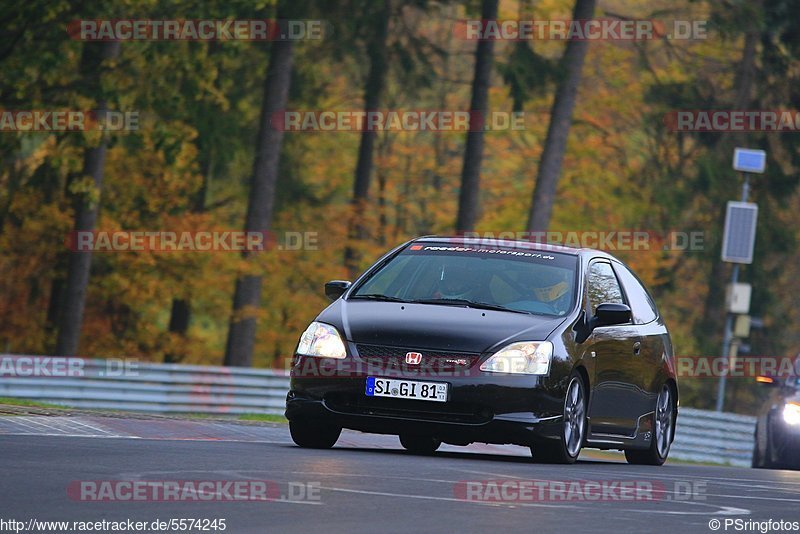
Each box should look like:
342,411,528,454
733,148,766,174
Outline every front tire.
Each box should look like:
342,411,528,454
625,384,674,466
531,374,587,464
289,420,341,449
756,423,781,469
399,434,441,455
751,434,762,468
751,425,771,468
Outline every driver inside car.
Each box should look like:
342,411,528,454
527,270,571,314
432,264,476,300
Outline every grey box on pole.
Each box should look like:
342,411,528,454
726,282,752,314
721,201,758,264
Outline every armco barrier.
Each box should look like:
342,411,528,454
0,356,755,465
670,407,756,467
0,356,290,415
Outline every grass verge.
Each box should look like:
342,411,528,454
238,413,288,423
0,397,66,409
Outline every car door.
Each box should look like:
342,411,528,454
612,262,664,427
584,260,641,437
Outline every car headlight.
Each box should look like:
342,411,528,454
783,402,800,426
296,322,347,359
480,341,553,375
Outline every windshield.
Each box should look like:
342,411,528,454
351,243,578,316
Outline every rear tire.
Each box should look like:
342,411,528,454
289,420,341,449
399,434,441,455
531,374,586,464
625,384,674,466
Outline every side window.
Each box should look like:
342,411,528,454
587,262,624,315
613,263,658,324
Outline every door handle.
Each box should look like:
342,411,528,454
633,342,641,356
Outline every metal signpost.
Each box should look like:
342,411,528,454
716,148,765,412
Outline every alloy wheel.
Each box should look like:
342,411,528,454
654,385,673,458
563,377,586,458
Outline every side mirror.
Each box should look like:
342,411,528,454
325,280,351,301
593,303,632,327
574,303,632,343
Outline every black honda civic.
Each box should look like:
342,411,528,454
285,237,678,465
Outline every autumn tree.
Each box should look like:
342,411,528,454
55,40,121,356
455,0,498,233
343,0,392,277
224,0,297,367
526,0,597,232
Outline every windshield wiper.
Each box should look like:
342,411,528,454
409,298,530,314
349,294,408,302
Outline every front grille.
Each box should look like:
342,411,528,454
325,392,492,424
355,344,481,371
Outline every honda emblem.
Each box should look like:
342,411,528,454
405,352,422,365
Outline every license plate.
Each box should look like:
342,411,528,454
365,377,448,402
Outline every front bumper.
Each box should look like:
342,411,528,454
285,354,569,447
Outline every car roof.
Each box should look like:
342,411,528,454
412,235,619,261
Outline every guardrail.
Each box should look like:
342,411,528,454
670,407,755,467
0,355,755,465
0,356,289,415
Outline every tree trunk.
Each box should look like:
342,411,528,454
54,40,120,356
223,20,295,367
455,0,499,233
343,0,391,277
526,0,597,233
164,298,191,364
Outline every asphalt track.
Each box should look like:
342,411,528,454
0,414,799,533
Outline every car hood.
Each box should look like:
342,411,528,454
317,300,568,354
